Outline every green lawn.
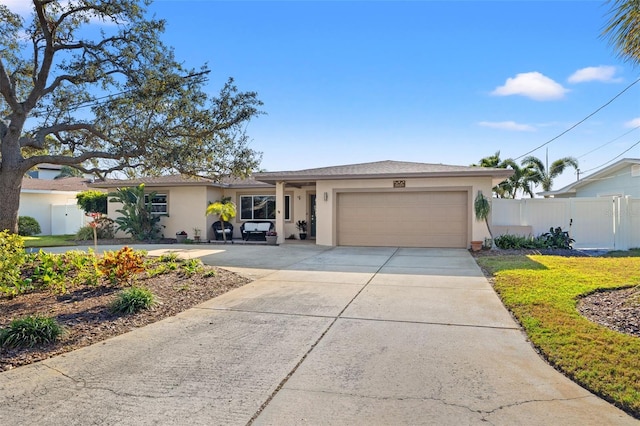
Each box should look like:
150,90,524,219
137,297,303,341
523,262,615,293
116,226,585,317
476,255,640,417
22,235,78,248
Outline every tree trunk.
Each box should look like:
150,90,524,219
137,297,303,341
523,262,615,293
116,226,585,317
0,170,24,234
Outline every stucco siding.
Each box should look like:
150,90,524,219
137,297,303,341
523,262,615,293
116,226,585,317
108,186,210,239
161,186,208,238
223,186,315,240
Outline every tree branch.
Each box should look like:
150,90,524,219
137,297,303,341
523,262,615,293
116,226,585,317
19,122,109,149
0,60,20,110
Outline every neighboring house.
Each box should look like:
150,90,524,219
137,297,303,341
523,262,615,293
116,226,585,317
26,163,63,180
20,177,90,235
540,158,640,198
91,160,512,248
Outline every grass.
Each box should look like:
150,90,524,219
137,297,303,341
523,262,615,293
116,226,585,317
476,255,640,417
22,234,77,248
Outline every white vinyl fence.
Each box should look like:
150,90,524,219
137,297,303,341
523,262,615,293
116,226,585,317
492,197,640,250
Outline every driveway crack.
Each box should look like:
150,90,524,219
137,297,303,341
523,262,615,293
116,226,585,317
246,247,399,425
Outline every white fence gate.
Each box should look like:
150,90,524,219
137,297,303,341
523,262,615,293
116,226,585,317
492,197,640,250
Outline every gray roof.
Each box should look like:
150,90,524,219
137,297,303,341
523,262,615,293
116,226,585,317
21,177,93,192
89,174,271,189
254,160,513,184
86,161,514,189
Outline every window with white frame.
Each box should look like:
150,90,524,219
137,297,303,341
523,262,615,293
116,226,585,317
240,195,290,221
144,193,168,215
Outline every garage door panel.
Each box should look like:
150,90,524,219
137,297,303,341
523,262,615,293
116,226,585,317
337,192,468,248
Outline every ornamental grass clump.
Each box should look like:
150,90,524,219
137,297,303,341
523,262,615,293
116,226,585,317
0,316,64,348
110,287,157,314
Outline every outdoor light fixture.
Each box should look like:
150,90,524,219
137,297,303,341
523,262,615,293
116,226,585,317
324,192,328,201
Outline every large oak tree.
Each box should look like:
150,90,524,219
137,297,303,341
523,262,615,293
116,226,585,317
0,0,263,233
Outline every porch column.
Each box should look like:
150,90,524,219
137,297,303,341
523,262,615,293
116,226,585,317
275,181,285,244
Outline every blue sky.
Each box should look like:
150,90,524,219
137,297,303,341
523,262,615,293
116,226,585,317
6,0,640,191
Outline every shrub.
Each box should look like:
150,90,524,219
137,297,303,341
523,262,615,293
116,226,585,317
23,250,102,294
158,252,180,262
494,234,545,250
76,190,108,214
108,184,164,241
75,226,96,241
541,226,575,249
181,258,203,276
0,316,64,348
75,217,115,240
18,216,41,236
0,230,27,297
110,287,156,314
99,246,146,285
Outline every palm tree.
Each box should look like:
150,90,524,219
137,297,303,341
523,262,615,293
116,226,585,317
206,198,236,242
474,190,493,241
498,159,537,198
521,155,579,193
602,0,640,66
474,152,536,198
473,151,503,168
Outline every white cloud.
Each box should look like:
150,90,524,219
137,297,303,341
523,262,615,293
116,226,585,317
491,72,569,101
2,0,33,14
624,117,640,128
2,1,117,26
568,66,622,83
478,121,536,132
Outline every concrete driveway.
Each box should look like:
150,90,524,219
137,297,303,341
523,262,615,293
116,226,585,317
0,245,635,425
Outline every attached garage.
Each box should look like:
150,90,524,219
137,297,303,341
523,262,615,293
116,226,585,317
336,191,468,248
254,160,513,247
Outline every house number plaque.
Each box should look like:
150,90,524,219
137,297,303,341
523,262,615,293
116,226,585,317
393,180,406,188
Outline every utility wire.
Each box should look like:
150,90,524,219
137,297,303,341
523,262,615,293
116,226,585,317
579,138,640,174
513,76,640,161
32,71,210,114
576,125,640,159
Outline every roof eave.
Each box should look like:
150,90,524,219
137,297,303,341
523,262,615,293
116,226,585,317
255,169,513,185
89,180,222,189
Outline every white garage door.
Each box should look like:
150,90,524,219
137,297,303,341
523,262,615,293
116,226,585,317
337,191,468,248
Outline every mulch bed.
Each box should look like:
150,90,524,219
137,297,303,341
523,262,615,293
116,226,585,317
0,266,250,371
578,288,640,338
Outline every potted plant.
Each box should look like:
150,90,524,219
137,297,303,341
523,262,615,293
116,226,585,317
193,227,201,242
265,230,278,245
296,220,308,240
472,190,493,251
176,230,187,243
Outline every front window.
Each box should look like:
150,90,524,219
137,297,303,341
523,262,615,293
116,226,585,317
240,195,290,220
145,193,167,215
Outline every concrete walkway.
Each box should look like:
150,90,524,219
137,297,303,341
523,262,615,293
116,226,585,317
0,245,636,425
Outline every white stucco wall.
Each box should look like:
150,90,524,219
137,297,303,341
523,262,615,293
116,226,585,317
19,191,85,235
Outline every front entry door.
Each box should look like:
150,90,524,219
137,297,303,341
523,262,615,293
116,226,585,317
309,194,316,238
